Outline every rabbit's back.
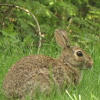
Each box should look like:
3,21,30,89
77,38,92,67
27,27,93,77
3,55,72,99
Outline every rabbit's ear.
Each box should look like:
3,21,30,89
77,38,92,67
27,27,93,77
54,29,70,48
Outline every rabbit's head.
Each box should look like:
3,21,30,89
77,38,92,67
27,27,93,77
55,29,93,70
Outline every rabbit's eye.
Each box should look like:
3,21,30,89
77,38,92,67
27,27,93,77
77,51,83,57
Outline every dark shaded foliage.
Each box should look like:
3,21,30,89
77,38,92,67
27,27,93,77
0,0,100,53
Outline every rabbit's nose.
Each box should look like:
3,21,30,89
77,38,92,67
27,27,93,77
86,60,93,69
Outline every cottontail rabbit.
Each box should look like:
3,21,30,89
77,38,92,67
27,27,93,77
2,29,93,100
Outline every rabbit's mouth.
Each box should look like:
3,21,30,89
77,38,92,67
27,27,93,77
86,61,93,69
81,61,93,70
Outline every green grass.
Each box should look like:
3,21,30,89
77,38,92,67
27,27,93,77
0,43,100,100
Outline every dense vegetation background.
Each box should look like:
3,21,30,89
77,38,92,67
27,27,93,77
0,0,100,100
